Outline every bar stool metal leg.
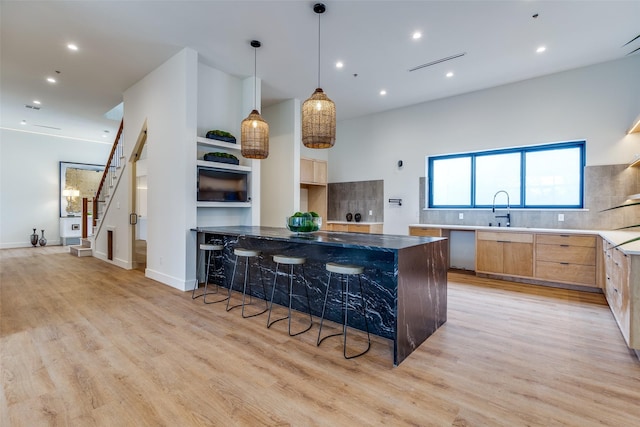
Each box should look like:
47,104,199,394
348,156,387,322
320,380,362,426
317,263,371,359
343,273,371,359
203,244,228,304
226,249,268,318
267,257,313,336
193,243,227,303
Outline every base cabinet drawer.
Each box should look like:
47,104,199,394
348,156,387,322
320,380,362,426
327,223,348,232
537,234,596,247
535,261,596,286
536,244,596,265
409,227,443,237
327,223,383,234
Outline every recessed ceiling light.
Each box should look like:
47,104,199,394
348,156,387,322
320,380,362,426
47,77,56,83
67,43,78,51
536,46,546,53
33,100,41,105
412,31,422,40
336,61,344,69
380,90,387,96
20,120,27,125
446,71,454,78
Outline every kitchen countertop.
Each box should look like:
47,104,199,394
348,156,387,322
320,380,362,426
326,220,384,225
409,223,640,255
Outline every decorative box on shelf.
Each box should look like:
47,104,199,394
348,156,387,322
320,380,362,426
203,152,240,165
205,130,236,144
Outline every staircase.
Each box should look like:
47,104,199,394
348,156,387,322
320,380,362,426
70,238,93,257
68,119,125,258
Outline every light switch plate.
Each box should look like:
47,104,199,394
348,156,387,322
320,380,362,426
558,213,565,221
458,213,464,219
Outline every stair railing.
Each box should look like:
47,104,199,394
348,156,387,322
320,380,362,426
93,119,124,227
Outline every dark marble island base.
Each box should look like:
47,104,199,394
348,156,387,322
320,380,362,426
193,226,448,366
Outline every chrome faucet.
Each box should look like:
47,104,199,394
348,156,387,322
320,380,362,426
492,190,510,227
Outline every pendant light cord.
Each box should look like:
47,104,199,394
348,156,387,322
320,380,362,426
253,47,257,110
317,12,321,88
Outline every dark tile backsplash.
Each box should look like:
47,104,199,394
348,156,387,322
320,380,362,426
418,164,639,230
328,180,384,222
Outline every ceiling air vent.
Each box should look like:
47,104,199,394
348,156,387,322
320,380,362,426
623,34,640,55
408,52,466,72
25,104,41,110
33,124,62,130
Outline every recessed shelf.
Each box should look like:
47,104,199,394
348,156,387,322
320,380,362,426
196,136,241,151
197,201,251,208
196,160,251,172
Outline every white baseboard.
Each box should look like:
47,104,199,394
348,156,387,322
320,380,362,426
93,251,131,270
1,239,62,249
145,268,190,291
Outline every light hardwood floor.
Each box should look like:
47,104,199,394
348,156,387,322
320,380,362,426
1,246,639,426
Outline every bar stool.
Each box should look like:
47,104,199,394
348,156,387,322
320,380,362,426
226,248,268,318
317,262,371,359
267,255,313,336
193,242,228,304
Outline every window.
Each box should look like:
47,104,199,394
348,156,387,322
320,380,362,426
427,141,585,208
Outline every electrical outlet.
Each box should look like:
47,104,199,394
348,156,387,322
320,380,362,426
458,213,464,220
369,210,373,216
558,214,565,222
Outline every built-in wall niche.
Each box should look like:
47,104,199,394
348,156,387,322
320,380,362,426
60,162,104,217
197,167,249,203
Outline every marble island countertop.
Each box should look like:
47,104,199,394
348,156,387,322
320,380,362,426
194,226,443,251
409,224,640,255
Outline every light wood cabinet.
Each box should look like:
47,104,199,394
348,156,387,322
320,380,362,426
476,231,533,277
301,157,327,185
535,233,597,287
602,238,636,347
326,222,383,234
300,158,327,229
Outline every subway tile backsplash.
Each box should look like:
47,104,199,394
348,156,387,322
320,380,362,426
328,180,384,222
418,164,640,230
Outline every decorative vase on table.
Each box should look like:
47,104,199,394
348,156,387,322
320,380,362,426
39,229,47,246
30,228,39,247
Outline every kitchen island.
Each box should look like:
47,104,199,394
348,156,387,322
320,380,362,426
193,226,448,365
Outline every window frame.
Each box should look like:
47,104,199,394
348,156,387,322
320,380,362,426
427,141,585,209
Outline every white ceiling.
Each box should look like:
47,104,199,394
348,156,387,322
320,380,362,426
1,0,639,143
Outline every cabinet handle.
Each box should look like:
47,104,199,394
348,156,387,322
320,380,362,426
560,244,569,247
560,234,570,237
560,262,569,265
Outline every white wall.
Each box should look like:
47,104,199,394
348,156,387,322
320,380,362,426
0,129,110,248
261,99,301,227
331,56,640,235
114,48,198,290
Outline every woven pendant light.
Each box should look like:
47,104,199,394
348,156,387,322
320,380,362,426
302,3,336,149
241,40,269,159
